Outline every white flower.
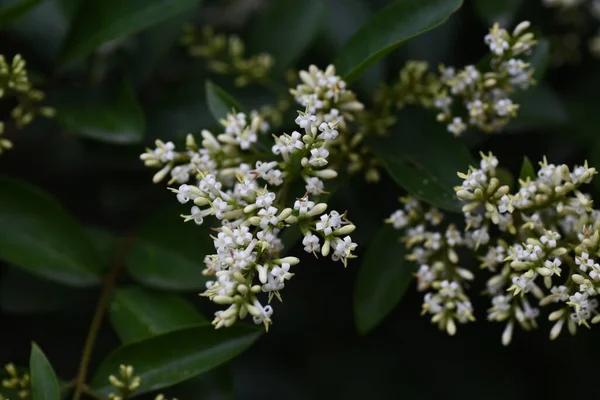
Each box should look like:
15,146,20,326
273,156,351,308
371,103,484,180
447,117,466,136
305,177,324,194
258,206,279,229
576,252,594,272
388,209,409,229
485,27,509,56
550,285,569,302
272,263,293,283
494,98,514,117
302,233,321,253
318,122,339,141
295,112,317,130
332,236,357,264
294,197,315,215
544,258,562,276
255,191,276,208
568,292,589,310
540,230,560,248
309,147,329,167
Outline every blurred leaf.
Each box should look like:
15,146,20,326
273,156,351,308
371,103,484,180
354,224,414,334
60,0,201,63
86,227,117,273
29,343,61,400
496,167,515,191
125,204,214,291
206,80,245,122
0,268,85,314
507,84,568,132
370,109,474,212
56,78,145,145
0,0,42,28
335,0,463,83
530,38,550,83
110,285,207,343
249,0,326,72
473,0,522,26
519,156,536,181
0,175,102,287
90,325,261,396
165,365,234,399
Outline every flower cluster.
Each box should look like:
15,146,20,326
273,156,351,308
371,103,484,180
181,25,274,87
108,365,177,400
142,65,361,331
0,54,55,154
388,152,600,345
0,363,30,400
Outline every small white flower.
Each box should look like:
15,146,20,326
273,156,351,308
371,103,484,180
447,117,467,136
309,147,329,167
302,233,321,254
388,209,409,229
544,258,562,276
305,176,324,194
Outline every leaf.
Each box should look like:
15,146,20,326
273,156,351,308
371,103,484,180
29,343,61,400
249,0,326,72
166,365,234,399
507,84,568,132
335,0,463,83
519,156,536,181
496,167,515,191
125,204,214,291
530,38,550,83
90,325,261,396
110,285,207,343
60,0,201,63
205,81,245,123
0,0,42,28
473,0,522,26
370,109,474,212
0,175,102,287
354,224,414,334
0,268,86,314
56,78,145,145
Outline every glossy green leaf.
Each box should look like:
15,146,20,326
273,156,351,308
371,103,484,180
354,224,414,334
90,325,261,396
206,81,245,123
125,204,214,291
0,0,42,28
29,343,61,400
473,0,522,26
56,78,145,145
0,175,102,287
110,286,207,343
519,156,536,181
370,109,474,212
60,0,201,62
335,0,463,83
249,0,326,72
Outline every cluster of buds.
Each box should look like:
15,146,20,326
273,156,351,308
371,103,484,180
142,65,361,331
108,365,176,400
435,21,537,135
181,25,274,87
0,363,30,400
388,152,600,345
0,54,55,154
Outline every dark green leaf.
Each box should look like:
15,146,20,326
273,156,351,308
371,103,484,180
507,84,568,132
60,0,201,63
0,268,86,314
496,167,515,191
473,0,522,26
90,325,261,396
56,78,145,145
86,227,117,273
354,224,414,334
110,285,207,343
125,204,214,291
519,156,536,181
530,38,550,83
0,175,102,287
165,365,234,399
370,109,474,212
206,81,245,123
335,0,463,83
29,343,61,400
249,0,326,72
0,0,42,28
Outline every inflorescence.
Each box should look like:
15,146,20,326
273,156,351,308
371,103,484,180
387,152,600,345
141,65,362,331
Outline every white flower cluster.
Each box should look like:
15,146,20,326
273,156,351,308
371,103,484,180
434,21,537,135
388,152,600,345
142,65,362,331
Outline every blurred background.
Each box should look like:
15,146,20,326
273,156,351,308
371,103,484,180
1,0,600,398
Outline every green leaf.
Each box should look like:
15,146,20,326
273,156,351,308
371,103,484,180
249,0,326,72
0,268,86,314
0,175,102,287
530,38,550,83
473,0,522,26
370,109,474,212
90,325,261,396
354,224,414,334
110,285,207,343
125,204,214,291
496,167,515,191
56,78,145,145
507,84,568,132
205,81,245,123
60,0,201,63
519,156,536,181
29,343,61,400
335,0,463,83
166,365,234,399
0,0,42,28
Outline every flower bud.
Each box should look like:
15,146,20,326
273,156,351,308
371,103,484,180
278,256,300,265
334,224,356,235
315,169,338,179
